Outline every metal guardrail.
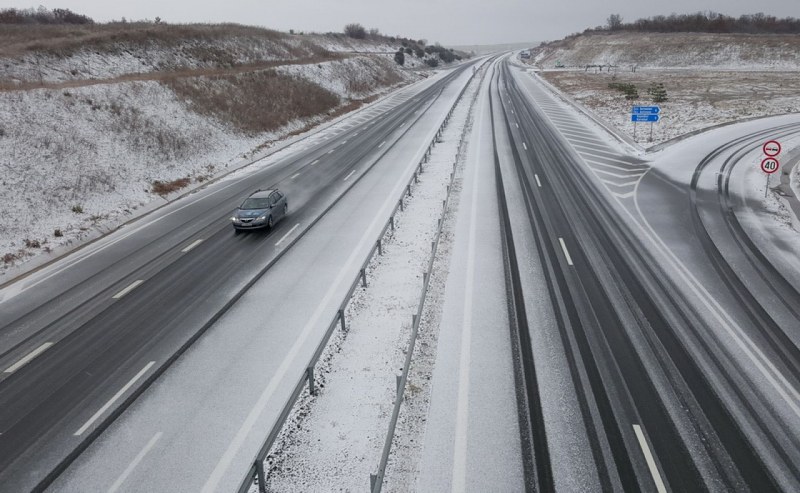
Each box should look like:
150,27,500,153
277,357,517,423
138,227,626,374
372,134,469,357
368,59,491,493
237,59,488,493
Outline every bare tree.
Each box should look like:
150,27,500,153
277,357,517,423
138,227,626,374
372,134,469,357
344,23,366,39
607,13,623,31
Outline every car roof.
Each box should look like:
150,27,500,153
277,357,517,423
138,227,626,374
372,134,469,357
249,189,275,198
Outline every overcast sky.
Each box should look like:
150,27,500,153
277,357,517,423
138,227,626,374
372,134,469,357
5,0,799,45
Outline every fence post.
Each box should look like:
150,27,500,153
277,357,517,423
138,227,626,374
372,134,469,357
255,461,267,493
306,366,316,395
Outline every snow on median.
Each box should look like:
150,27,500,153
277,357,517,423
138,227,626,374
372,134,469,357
258,68,481,493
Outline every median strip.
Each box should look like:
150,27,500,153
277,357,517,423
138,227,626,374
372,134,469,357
275,224,300,246
4,342,54,374
74,361,155,436
181,239,204,253
633,424,667,493
558,237,573,266
112,280,144,299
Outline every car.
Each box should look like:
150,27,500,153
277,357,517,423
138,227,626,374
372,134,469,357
231,189,287,233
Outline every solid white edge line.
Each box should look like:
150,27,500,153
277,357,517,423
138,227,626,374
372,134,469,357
343,169,356,181
74,361,155,436
523,142,528,150
378,140,386,148
107,431,163,493
535,174,542,188
633,424,667,493
112,280,144,300
558,237,573,266
180,239,204,253
275,223,300,246
4,342,54,373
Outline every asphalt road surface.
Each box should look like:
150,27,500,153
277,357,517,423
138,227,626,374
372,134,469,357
0,61,476,492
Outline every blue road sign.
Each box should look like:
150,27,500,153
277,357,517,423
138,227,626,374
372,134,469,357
632,106,660,114
631,114,659,122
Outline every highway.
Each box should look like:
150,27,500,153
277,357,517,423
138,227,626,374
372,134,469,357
490,55,800,491
0,60,477,492
4,50,800,493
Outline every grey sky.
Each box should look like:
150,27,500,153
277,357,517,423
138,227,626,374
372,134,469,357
5,0,799,45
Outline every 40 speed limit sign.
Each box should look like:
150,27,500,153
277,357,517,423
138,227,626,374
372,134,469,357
761,157,780,174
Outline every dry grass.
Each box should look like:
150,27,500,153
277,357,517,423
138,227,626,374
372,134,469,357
163,70,340,135
0,22,321,58
152,177,191,196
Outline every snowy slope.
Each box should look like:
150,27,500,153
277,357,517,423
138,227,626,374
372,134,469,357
0,25,459,276
531,32,800,70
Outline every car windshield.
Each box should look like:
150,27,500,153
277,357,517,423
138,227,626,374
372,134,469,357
240,197,270,210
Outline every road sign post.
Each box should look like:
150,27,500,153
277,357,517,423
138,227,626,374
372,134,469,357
631,106,660,142
761,157,780,198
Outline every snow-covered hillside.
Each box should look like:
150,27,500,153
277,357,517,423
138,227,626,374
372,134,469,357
0,24,461,277
530,32,800,70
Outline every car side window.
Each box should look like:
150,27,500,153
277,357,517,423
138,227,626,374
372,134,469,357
270,193,278,206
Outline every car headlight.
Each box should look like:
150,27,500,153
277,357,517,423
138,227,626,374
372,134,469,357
257,215,267,221
231,217,237,221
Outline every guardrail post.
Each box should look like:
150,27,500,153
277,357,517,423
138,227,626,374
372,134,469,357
377,239,382,256
414,172,418,184
306,366,316,395
399,199,404,212
406,184,411,197
339,309,346,331
255,461,267,493
361,268,367,288
370,473,378,491
390,216,395,230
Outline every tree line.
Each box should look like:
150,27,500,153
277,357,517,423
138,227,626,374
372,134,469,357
0,6,94,24
600,11,800,35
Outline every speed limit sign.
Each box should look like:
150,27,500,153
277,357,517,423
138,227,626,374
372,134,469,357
761,157,780,174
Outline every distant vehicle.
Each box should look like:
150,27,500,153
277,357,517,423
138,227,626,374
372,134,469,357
520,50,531,59
231,189,287,233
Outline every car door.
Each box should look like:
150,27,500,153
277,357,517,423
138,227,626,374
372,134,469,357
269,192,283,222
276,191,286,219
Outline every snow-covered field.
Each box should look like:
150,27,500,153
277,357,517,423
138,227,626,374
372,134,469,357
260,66,480,493
538,68,800,146
0,47,424,277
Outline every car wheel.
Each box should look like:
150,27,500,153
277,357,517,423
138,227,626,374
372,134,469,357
268,216,273,230
284,203,288,216
234,228,241,235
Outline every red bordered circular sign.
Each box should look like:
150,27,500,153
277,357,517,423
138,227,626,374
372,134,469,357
761,157,780,174
763,140,781,157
